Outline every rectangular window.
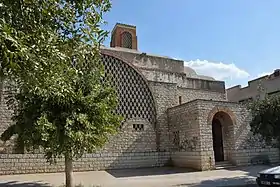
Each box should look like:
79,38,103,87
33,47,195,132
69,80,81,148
179,96,182,105
133,124,144,131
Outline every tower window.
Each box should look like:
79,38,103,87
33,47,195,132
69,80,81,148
121,32,132,49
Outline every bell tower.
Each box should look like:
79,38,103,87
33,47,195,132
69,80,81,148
110,23,138,50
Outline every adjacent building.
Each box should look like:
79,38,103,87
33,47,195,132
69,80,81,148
227,70,280,103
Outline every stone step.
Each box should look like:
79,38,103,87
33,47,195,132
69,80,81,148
215,161,235,169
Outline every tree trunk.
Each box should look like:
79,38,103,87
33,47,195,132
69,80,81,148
65,154,74,187
0,76,3,106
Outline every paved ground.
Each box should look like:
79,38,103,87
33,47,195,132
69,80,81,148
0,165,270,187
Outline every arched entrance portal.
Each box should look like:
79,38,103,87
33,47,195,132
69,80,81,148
211,111,234,163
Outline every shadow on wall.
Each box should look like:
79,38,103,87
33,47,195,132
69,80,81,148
0,181,50,187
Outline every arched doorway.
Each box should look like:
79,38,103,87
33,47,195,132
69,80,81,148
211,111,234,163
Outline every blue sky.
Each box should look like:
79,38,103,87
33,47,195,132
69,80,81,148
102,0,280,88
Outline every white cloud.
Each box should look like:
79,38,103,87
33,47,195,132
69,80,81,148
184,59,250,81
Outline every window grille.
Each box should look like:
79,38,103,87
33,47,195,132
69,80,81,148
121,32,132,49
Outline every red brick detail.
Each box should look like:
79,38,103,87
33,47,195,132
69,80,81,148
110,25,137,50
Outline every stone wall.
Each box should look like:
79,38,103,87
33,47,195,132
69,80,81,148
0,82,15,153
167,99,280,171
195,99,279,168
101,47,185,74
101,47,226,93
171,152,202,169
148,82,178,151
227,70,280,102
0,151,170,175
233,148,279,166
167,101,202,170
148,81,226,152
0,79,167,175
102,118,157,153
178,87,226,104
140,69,225,92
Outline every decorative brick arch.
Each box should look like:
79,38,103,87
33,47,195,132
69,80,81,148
207,106,237,126
101,49,150,86
100,49,157,111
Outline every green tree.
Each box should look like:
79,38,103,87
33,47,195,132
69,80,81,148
249,95,280,147
0,1,123,187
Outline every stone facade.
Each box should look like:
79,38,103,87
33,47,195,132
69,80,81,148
0,85,15,154
168,99,279,170
0,23,279,175
227,69,280,102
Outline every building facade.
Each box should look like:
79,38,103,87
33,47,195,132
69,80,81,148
227,70,280,103
0,23,279,175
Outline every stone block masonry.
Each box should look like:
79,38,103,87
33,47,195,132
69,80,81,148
167,100,202,170
168,99,280,171
232,148,279,166
0,85,16,153
0,152,170,175
196,99,279,169
148,81,227,152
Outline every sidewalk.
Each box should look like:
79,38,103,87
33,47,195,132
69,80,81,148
0,165,269,187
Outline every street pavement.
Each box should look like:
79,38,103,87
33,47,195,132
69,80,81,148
0,165,269,187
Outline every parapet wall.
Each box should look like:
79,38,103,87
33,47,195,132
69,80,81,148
227,71,280,102
101,47,185,73
101,47,226,93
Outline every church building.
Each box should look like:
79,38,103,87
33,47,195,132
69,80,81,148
0,23,278,175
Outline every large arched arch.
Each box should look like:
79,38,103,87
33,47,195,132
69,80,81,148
101,53,157,129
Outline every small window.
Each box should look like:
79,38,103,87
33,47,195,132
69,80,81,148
179,96,182,105
133,124,144,131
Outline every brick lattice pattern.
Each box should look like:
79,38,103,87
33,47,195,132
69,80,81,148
102,54,156,127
